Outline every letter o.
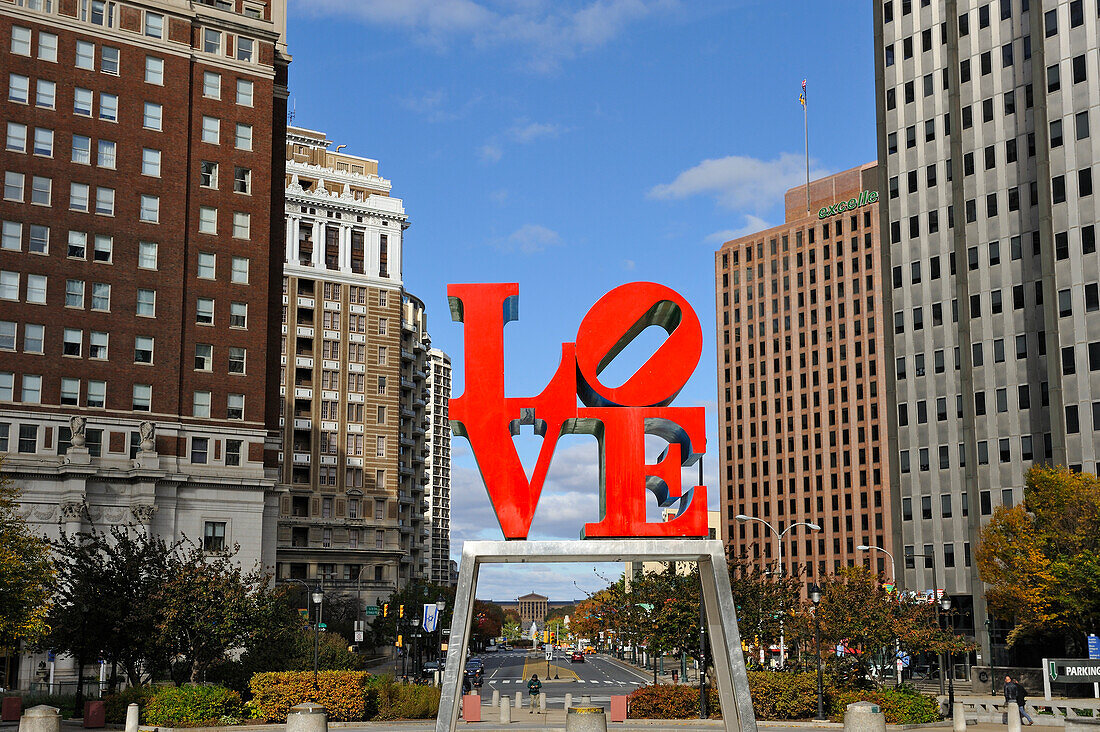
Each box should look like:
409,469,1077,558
574,282,702,407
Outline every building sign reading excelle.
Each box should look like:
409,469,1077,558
818,190,879,219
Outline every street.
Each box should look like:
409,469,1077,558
475,648,653,704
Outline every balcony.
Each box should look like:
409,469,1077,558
293,418,312,431
400,377,414,390
292,452,310,465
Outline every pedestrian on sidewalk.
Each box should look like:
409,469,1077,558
527,674,542,713
1014,676,1033,726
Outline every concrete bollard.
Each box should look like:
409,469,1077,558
1007,702,1022,732
499,697,511,724
492,689,500,708
952,702,966,732
18,706,61,732
564,693,573,711
843,701,886,732
124,704,140,732
287,702,328,732
539,693,546,713
515,691,522,710
566,706,607,732
581,695,592,706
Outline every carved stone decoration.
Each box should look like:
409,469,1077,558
139,421,156,452
69,415,87,447
59,501,85,522
130,504,157,525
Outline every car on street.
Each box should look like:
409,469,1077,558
570,651,585,663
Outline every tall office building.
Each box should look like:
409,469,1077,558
399,292,431,582
874,0,1099,662
0,0,289,689
276,126,426,608
714,166,894,583
426,347,452,585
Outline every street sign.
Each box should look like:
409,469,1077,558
365,606,380,616
545,649,553,661
896,652,911,669
1048,659,1100,683
318,622,327,630
1088,635,1100,660
354,631,364,642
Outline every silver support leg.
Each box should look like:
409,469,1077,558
700,545,758,732
437,546,479,732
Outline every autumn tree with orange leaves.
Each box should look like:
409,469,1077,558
977,465,1100,654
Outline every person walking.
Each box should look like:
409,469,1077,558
526,674,542,713
1002,675,1018,725
1014,677,1034,726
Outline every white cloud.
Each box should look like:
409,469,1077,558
622,259,636,271
296,0,678,71
489,189,509,205
400,88,483,122
704,214,772,244
649,153,831,212
478,143,503,163
508,120,564,143
501,223,561,254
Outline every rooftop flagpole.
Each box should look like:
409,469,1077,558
801,79,809,213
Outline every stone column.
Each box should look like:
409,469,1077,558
286,216,299,264
338,225,351,272
311,220,324,268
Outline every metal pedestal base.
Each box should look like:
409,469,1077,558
435,539,758,732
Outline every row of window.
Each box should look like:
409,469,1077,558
903,543,972,571
899,431,1059,473
724,212,874,270
1,225,162,268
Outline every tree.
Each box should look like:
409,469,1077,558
366,581,454,651
0,467,52,647
727,554,802,665
977,465,1100,653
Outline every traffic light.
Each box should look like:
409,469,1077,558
396,635,403,648
383,603,389,617
550,631,556,644
399,604,405,619
542,631,549,643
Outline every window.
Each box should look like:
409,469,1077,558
226,439,242,466
200,161,218,188
201,116,219,144
195,343,213,371
26,274,45,303
143,102,162,131
138,241,158,269
229,347,246,374
21,375,41,404
0,373,11,401
89,330,107,359
141,148,161,177
1048,64,1060,92
236,79,253,107
94,187,113,215
236,37,254,62
136,288,155,316
234,166,251,194
231,256,249,283
75,40,94,69
28,176,50,206
230,302,247,328
74,87,92,116
135,335,153,363
196,297,214,324
61,231,81,260
140,195,159,222
1078,112,1091,141
0,271,18,300
10,26,31,55
65,279,84,308
97,140,115,169
198,203,216,232
96,92,115,121
203,71,221,100
144,11,164,38
32,127,52,156
1,221,20,251
192,390,211,417
197,252,216,278
376,436,386,457
232,212,250,239
9,74,29,104
23,324,43,353
36,79,55,108
202,28,221,54
0,321,14,351
91,282,110,310
235,123,252,151
4,172,24,202
59,377,79,406
144,56,163,85
227,393,244,420
18,424,37,452
203,521,225,551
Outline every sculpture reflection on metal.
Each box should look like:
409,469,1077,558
448,281,708,539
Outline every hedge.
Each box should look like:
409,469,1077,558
248,671,371,723
627,685,698,719
103,686,158,724
830,688,939,724
372,682,440,720
143,686,245,727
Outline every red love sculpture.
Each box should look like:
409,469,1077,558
448,282,708,539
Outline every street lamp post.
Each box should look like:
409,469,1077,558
311,586,324,692
910,550,945,696
940,595,956,717
856,544,901,687
810,585,826,722
736,514,822,668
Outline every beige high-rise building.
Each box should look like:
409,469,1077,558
275,127,427,608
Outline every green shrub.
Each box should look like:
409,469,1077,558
103,687,158,724
745,671,822,720
372,682,440,720
248,671,371,722
627,685,698,719
829,687,939,724
143,685,245,727
18,694,78,720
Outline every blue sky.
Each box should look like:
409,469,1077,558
286,0,878,601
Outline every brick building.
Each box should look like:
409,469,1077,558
714,165,894,584
275,126,429,607
0,0,289,689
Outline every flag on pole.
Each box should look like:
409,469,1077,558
799,79,806,108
